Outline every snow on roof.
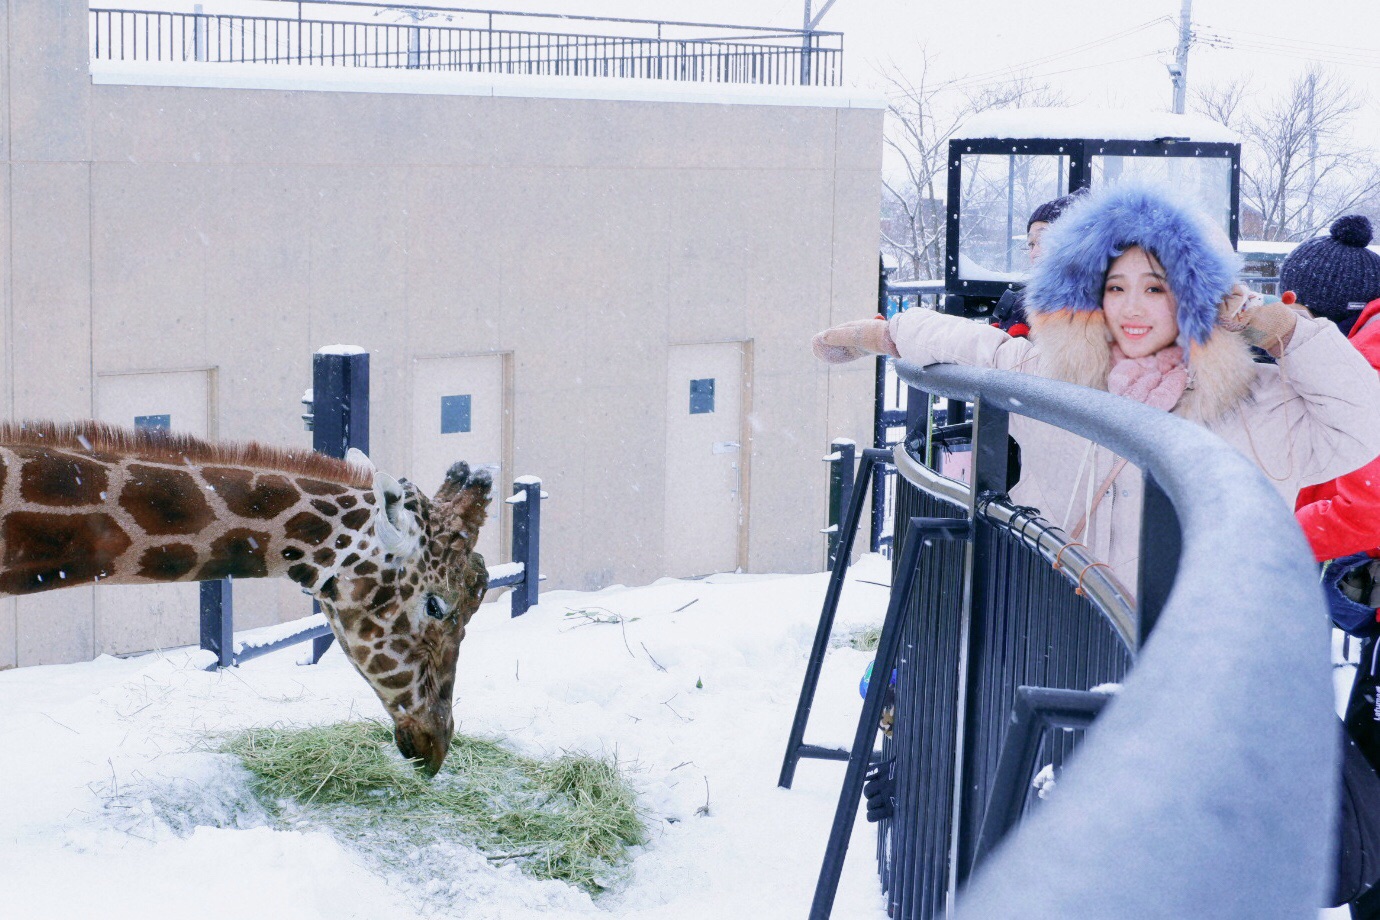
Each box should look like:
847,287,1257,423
1238,240,1298,256
952,107,1239,144
958,253,1023,283
90,60,887,111
1239,239,1380,258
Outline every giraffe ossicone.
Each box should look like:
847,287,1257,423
0,421,492,775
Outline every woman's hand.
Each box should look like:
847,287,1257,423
812,318,899,364
1218,284,1298,357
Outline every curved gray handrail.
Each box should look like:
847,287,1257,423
891,444,1138,650
894,360,1336,919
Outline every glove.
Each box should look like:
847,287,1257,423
863,757,897,823
812,318,899,364
1324,553,1380,637
1218,284,1298,357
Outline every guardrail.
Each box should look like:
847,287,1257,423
89,2,844,86
791,357,1338,918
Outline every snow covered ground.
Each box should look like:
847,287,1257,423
0,557,897,920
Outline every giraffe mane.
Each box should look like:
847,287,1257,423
0,420,372,488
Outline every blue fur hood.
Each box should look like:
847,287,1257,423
1024,181,1241,346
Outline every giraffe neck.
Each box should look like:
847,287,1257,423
0,442,375,598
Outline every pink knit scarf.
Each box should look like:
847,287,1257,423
1106,344,1189,412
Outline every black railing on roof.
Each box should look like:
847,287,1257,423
89,2,843,86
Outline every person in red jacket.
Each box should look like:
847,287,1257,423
1296,295,1380,561
1285,216,1380,917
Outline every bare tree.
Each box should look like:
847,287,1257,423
1195,68,1380,241
880,53,1065,281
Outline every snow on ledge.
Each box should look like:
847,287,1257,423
233,612,328,653
953,107,1239,144
90,60,886,110
317,343,366,356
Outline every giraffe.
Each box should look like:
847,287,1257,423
0,420,491,775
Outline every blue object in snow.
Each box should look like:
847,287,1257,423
860,661,898,698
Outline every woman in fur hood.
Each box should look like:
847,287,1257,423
814,181,1380,593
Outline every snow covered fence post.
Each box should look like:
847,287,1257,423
307,345,370,661
198,345,369,669
199,578,233,669
824,438,856,568
506,477,543,617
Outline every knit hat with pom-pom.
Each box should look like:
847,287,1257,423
1279,215,1380,334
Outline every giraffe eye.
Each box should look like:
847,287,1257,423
424,595,449,620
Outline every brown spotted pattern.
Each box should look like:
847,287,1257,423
0,422,492,776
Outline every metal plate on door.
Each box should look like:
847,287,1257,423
712,441,740,455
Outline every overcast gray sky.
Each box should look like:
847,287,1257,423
460,0,1380,118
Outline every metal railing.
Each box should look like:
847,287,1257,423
872,445,1133,919
791,357,1338,918
89,2,844,86
868,269,947,556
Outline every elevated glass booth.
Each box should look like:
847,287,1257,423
944,108,1241,318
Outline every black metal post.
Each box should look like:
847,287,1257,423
309,347,370,662
1068,139,1091,194
826,439,857,569
199,578,233,669
954,396,1011,886
510,477,542,617
970,686,1111,869
780,448,889,789
809,515,970,920
872,259,894,555
1136,471,1181,646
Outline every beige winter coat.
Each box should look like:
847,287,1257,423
888,306,1380,594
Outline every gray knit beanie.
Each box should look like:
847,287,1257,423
1279,215,1380,335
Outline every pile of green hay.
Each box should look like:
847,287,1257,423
222,722,646,895
834,624,882,652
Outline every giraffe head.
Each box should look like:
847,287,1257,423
313,456,492,776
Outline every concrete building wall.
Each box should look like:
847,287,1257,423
1,0,883,667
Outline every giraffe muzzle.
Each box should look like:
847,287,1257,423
393,716,450,777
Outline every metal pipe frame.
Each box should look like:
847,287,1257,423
890,445,1137,649
780,447,893,790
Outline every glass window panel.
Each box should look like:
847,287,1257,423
958,153,1069,281
1090,154,1233,238
440,395,472,434
689,378,715,415
134,414,171,431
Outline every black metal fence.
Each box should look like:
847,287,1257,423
876,453,1133,918
89,3,844,86
788,358,1337,918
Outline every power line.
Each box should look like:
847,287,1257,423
944,49,1171,92
1225,26,1380,59
940,17,1172,91
1194,25,1380,71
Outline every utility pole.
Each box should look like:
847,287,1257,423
801,0,839,86
1171,0,1193,114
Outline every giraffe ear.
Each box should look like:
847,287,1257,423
346,447,375,473
372,471,416,555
